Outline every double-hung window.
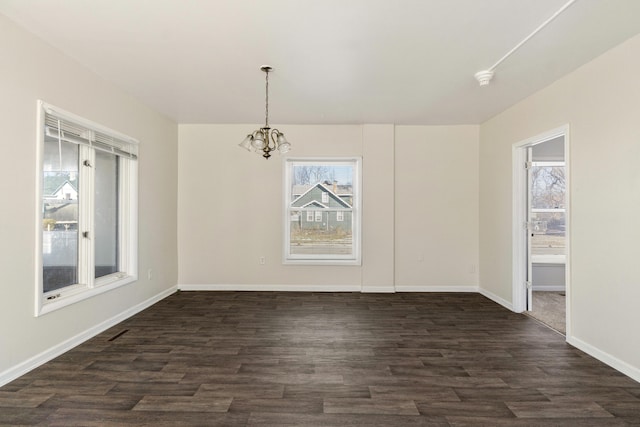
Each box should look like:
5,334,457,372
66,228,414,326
37,101,138,315
284,158,361,265
530,161,565,259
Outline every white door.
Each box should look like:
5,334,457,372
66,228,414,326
525,147,533,311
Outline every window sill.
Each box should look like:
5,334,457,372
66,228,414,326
37,274,137,317
531,254,566,265
283,258,361,266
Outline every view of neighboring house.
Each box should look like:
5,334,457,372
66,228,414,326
43,173,78,230
44,173,77,200
290,181,352,233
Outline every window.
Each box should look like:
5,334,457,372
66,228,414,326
284,158,361,265
37,101,138,315
530,161,565,257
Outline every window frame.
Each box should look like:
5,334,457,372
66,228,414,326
35,101,138,316
283,157,361,265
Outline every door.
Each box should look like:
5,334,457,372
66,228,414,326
512,125,569,319
525,147,533,311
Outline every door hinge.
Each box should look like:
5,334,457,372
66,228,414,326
525,280,532,290
525,161,532,170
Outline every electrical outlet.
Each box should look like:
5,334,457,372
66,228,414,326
469,264,476,274
147,269,153,280
259,256,266,265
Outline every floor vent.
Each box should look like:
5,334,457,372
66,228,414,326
108,329,129,342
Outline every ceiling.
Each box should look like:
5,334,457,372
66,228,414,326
2,0,640,125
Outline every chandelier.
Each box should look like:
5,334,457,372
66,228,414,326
238,66,291,159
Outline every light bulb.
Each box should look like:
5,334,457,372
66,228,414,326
276,133,290,153
251,132,266,150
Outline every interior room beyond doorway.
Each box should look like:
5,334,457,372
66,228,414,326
526,136,566,334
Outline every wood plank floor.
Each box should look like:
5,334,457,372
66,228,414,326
1,291,639,426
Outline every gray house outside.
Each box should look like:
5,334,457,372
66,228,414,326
290,182,352,233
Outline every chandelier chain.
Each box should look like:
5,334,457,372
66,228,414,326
265,69,269,128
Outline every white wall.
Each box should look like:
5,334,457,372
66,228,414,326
479,33,640,380
178,124,479,291
362,125,396,291
395,126,480,290
0,15,178,381
178,124,364,289
532,264,565,290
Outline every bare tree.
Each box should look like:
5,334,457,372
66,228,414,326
532,166,565,208
294,165,331,185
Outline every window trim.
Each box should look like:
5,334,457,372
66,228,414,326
283,157,361,265
35,101,138,316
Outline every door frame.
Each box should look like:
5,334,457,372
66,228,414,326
512,125,571,336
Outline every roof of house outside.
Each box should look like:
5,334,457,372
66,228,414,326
291,182,352,209
43,174,78,196
293,181,352,197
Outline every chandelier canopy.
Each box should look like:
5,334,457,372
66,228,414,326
238,66,291,159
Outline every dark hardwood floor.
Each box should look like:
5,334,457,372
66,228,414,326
1,291,639,426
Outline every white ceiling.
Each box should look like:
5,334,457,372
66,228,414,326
2,0,640,125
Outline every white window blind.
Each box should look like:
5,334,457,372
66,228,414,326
44,105,138,160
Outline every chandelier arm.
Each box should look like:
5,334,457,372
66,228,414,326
269,129,279,149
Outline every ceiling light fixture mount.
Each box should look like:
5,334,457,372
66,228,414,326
474,0,577,87
238,65,290,159
474,70,494,86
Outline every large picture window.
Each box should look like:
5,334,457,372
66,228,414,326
284,158,361,264
37,101,138,315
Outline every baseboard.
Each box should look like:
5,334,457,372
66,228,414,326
361,285,395,293
478,287,514,311
395,285,479,293
532,285,566,292
178,284,362,292
0,285,177,387
178,284,481,294
567,335,640,383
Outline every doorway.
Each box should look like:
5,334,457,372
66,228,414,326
512,126,570,336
